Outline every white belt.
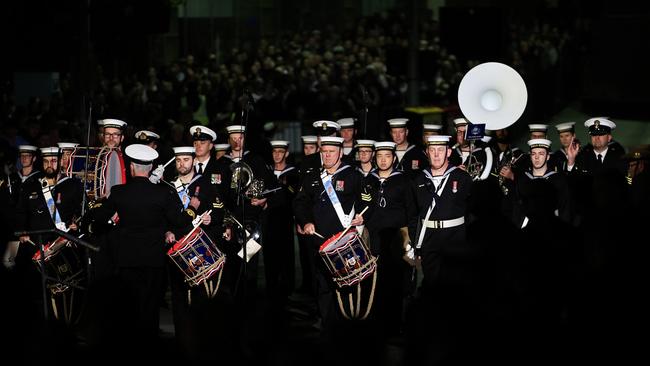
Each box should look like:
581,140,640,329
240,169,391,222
422,217,465,229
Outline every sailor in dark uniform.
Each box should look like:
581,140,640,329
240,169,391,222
85,144,197,356
265,140,300,306
551,122,576,172
364,141,417,338
165,145,227,360
449,117,494,181
57,142,80,177
388,118,428,178
337,117,358,164
293,136,374,363
353,139,376,177
407,135,473,365
14,147,85,321
14,144,42,185
510,139,573,228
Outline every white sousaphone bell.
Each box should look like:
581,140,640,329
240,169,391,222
457,62,528,130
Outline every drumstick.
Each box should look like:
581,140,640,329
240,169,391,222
336,206,369,242
312,231,324,239
162,157,176,169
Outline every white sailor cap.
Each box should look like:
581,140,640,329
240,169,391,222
354,139,376,149
423,124,443,132
301,135,318,144
336,118,356,129
270,140,290,149
125,144,158,164
226,125,246,134
214,143,230,152
387,118,408,128
135,130,161,142
57,142,79,150
18,145,39,153
173,146,195,156
426,135,452,146
528,124,549,133
584,117,616,136
555,122,575,133
190,125,217,141
527,138,552,150
100,119,127,129
40,147,61,156
312,120,341,135
319,136,344,146
453,118,468,128
374,141,397,151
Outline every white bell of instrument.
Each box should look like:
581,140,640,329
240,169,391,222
457,62,527,130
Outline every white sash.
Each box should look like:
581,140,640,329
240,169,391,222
320,166,354,228
173,174,202,209
40,177,69,231
415,167,457,249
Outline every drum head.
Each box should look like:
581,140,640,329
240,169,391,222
320,228,358,253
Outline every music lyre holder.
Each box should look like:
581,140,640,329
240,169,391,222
14,228,100,320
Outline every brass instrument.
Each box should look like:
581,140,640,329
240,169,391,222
495,151,523,195
230,161,265,199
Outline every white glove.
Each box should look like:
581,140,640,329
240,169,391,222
405,243,415,261
149,165,165,184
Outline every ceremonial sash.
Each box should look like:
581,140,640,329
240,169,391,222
41,177,70,231
173,174,202,209
320,165,354,228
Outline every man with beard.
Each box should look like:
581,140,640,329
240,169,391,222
14,147,85,329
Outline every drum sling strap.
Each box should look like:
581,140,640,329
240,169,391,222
41,177,70,231
415,167,457,250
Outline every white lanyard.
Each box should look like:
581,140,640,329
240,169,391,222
415,167,457,249
320,166,354,228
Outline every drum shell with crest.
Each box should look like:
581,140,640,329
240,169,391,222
318,228,376,288
32,236,86,294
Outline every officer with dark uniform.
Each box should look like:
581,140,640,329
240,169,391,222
265,140,299,306
449,117,494,181
364,141,417,338
293,135,374,363
567,117,627,176
85,144,197,356
388,118,428,178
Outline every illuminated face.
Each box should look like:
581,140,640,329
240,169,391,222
590,134,611,151
42,155,60,177
320,145,342,169
455,126,466,145
102,127,124,148
340,128,355,143
20,153,36,169
390,127,408,145
193,140,213,159
229,133,244,152
272,148,288,164
530,147,549,170
558,131,574,149
357,147,373,164
303,144,318,156
60,150,74,171
175,155,194,176
427,145,450,170
375,150,395,171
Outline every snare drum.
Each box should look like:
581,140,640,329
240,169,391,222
167,227,226,287
319,228,377,288
32,237,86,294
65,147,126,200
